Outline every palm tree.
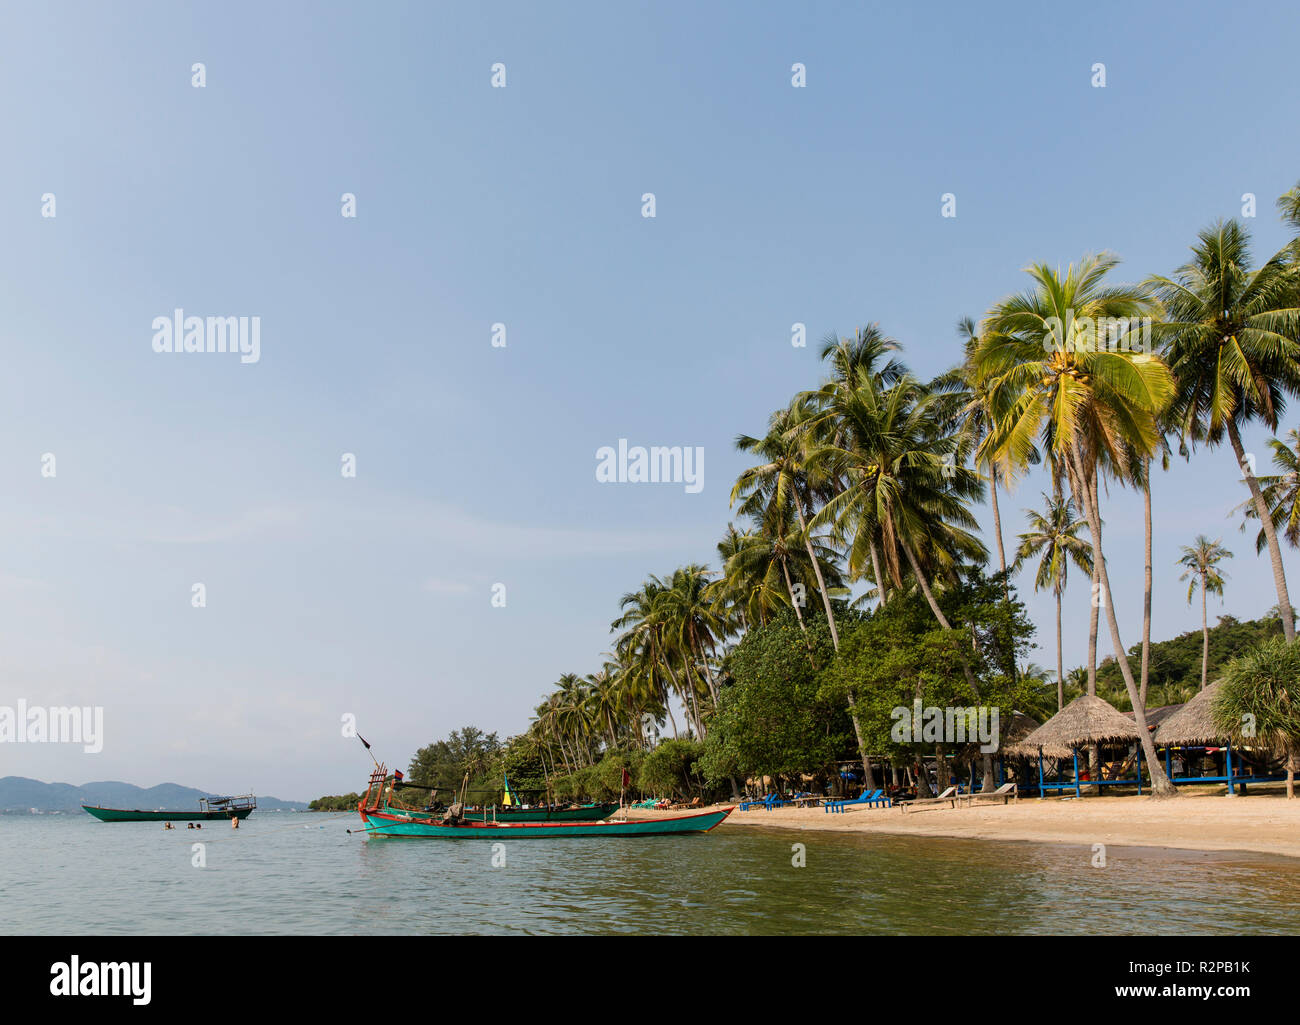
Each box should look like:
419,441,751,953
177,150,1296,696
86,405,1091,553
931,317,1020,596
1149,220,1300,642
733,406,844,649
1212,637,1300,799
808,372,987,683
798,325,910,606
1240,427,1300,554
707,523,799,629
658,564,726,709
1177,536,1232,692
977,253,1179,796
1012,493,1093,710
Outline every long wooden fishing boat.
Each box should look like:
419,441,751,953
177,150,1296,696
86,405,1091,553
357,765,730,838
82,795,256,822
461,802,619,823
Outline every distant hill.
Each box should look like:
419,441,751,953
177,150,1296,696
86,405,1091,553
0,777,309,813
1090,612,1287,709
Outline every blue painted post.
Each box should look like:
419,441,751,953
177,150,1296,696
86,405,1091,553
1165,745,1172,782
1136,740,1142,796
1038,750,1044,797
1226,743,1235,796
1073,749,1081,799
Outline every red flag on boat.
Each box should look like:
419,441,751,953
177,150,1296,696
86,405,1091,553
394,769,404,782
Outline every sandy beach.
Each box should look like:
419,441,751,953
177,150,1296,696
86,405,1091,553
631,789,1300,859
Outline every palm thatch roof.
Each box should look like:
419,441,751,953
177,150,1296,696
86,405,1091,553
1125,703,1181,731
1008,694,1140,758
999,710,1042,752
1153,681,1225,746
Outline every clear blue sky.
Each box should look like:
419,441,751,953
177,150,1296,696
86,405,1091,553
2,1,1299,800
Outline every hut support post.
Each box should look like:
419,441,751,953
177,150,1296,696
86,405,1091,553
1072,749,1081,799
1136,741,1142,796
1226,744,1235,797
1165,745,1172,782
1037,750,1044,798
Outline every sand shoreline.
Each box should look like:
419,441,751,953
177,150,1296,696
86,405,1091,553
628,790,1300,859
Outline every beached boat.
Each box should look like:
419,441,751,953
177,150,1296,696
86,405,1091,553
459,802,619,823
82,795,257,822
356,766,729,838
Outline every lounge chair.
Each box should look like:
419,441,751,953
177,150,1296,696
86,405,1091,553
897,786,957,812
954,782,1018,806
824,789,890,813
739,792,775,811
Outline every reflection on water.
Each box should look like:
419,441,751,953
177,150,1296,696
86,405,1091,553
4,815,1299,934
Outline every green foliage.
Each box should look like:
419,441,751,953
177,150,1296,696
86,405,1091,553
638,739,705,798
700,608,851,784
1212,637,1300,753
308,793,361,811
408,726,503,794
822,572,1034,764
1087,613,1285,709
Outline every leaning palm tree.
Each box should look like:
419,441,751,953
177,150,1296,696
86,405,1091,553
1212,636,1300,799
977,252,1178,796
1013,493,1093,711
1149,220,1300,642
1177,536,1232,692
1240,427,1300,554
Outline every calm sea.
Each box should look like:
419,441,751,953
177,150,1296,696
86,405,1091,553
4,813,1299,934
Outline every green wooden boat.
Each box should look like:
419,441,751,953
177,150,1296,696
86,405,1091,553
358,804,731,838
82,795,256,822
357,765,729,838
460,802,619,823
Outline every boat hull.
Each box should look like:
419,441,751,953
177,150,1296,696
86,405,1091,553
82,805,255,822
359,806,733,838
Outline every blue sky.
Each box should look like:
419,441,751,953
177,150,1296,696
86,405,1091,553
2,1,1299,800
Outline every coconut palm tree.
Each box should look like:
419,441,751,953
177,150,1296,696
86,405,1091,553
1240,427,1300,554
808,372,988,699
658,564,726,709
707,523,796,629
1013,493,1093,710
1212,636,1300,798
931,317,1022,596
733,406,845,649
977,253,1178,795
1177,536,1233,691
1149,220,1300,642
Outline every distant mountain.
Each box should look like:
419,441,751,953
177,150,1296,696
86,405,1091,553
0,777,309,813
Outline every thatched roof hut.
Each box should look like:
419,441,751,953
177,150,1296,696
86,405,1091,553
999,710,1042,753
1153,681,1224,746
1008,694,1140,758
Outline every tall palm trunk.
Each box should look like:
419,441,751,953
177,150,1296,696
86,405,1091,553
1070,448,1176,797
1199,571,1210,691
693,631,720,705
664,658,701,739
780,557,818,670
1140,466,1153,708
795,501,840,649
869,538,889,606
1055,587,1064,711
1086,475,1101,697
1227,419,1295,641
1086,477,1101,788
795,500,873,789
990,471,1009,599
